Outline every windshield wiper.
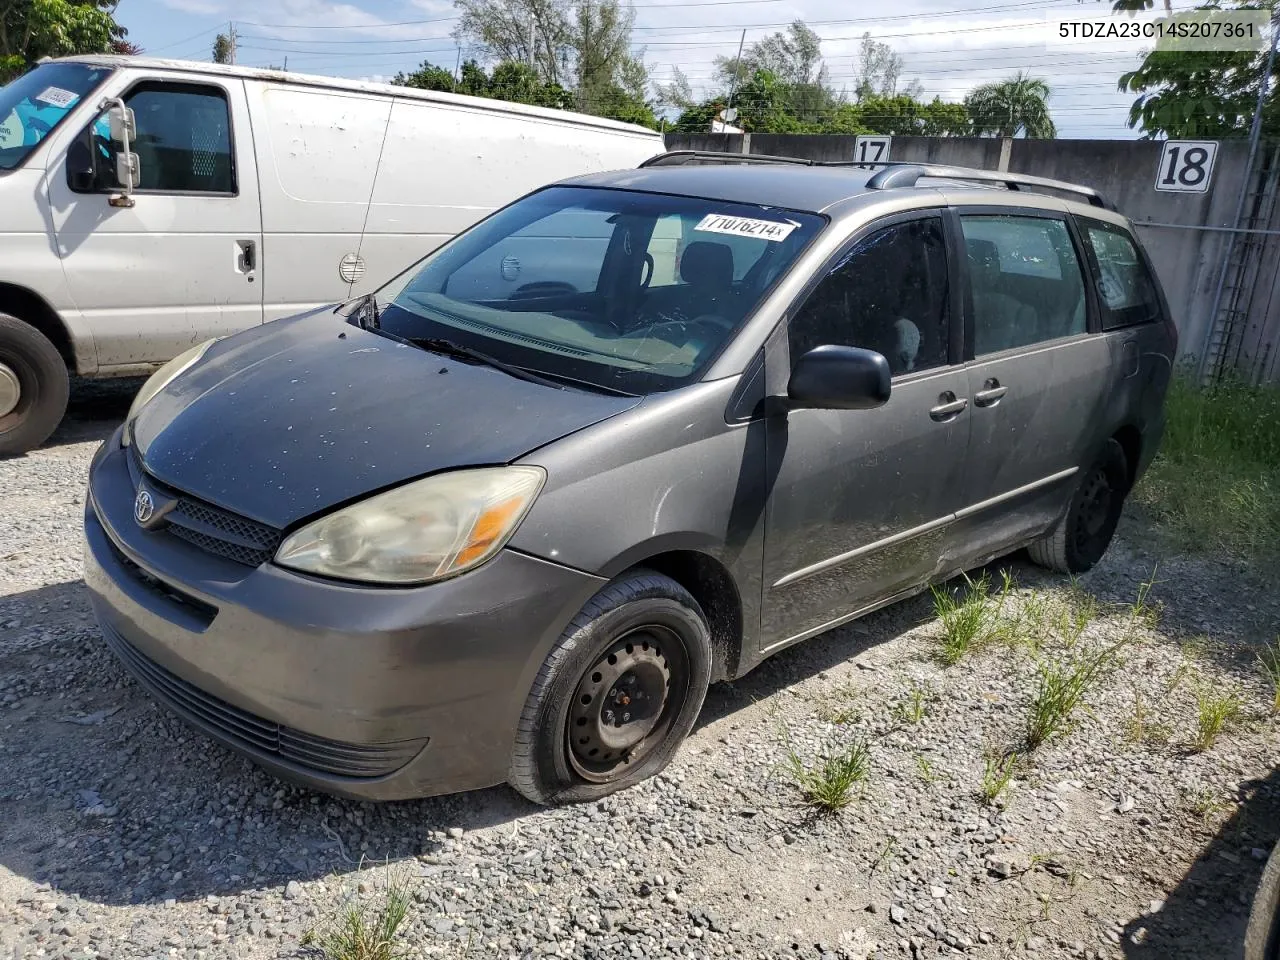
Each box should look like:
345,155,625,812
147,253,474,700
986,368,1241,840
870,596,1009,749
410,337,565,391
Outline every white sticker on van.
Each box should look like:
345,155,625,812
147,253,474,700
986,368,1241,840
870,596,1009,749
693,213,797,243
35,86,79,109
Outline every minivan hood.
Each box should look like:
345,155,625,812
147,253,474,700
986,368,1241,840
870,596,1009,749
131,312,641,529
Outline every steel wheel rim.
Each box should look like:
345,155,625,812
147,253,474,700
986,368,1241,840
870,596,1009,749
567,626,688,783
0,363,19,419
1074,467,1115,558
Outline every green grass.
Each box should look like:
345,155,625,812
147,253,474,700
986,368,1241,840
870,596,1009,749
980,753,1018,806
932,574,995,665
892,682,932,725
1192,687,1242,752
1259,638,1280,715
1025,639,1126,750
786,741,870,812
302,874,412,960
1133,376,1280,566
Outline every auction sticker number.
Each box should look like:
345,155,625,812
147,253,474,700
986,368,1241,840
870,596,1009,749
854,135,891,166
1155,140,1218,193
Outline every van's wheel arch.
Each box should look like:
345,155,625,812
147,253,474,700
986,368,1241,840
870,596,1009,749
0,313,71,457
508,570,712,806
1027,438,1130,574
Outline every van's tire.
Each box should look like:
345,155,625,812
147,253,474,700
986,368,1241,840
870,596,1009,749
509,571,712,806
1027,439,1130,574
0,314,70,457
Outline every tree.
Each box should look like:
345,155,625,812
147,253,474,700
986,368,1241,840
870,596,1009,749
573,0,638,112
854,32,900,100
654,64,693,111
394,59,458,91
393,58,576,113
453,0,571,86
1119,3,1277,138
1,0,125,82
713,21,839,125
965,71,1056,138
212,32,233,64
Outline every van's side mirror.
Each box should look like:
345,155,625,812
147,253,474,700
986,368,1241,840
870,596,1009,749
108,103,135,144
788,345,892,410
105,98,139,207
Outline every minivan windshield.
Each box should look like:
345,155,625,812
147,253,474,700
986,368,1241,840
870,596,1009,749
377,186,825,395
0,62,113,171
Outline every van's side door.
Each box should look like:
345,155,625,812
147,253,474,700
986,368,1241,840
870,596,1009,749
46,74,263,368
948,209,1110,560
759,212,971,653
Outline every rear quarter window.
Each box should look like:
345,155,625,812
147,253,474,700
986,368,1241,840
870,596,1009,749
1081,220,1163,330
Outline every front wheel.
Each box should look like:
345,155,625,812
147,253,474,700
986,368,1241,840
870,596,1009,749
508,571,712,805
0,314,70,457
1028,438,1130,574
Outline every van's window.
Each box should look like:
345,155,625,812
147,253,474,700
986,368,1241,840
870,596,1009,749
377,186,825,395
0,63,112,171
83,83,234,194
1082,220,1163,330
961,215,1087,355
789,218,950,377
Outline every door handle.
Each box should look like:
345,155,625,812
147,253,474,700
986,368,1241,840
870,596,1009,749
236,240,256,276
973,378,1008,407
929,392,968,421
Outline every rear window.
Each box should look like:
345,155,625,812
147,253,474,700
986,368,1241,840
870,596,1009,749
1082,220,1163,329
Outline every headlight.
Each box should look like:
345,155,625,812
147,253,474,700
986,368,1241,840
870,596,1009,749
122,339,216,446
274,466,546,585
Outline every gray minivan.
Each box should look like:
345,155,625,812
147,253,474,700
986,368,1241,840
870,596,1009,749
83,154,1176,805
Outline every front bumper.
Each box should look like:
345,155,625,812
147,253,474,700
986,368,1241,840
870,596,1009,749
83,428,606,801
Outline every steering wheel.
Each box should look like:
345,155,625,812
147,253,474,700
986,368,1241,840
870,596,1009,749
639,253,654,290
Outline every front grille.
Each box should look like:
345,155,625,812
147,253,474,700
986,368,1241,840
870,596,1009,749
128,447,283,567
101,623,426,779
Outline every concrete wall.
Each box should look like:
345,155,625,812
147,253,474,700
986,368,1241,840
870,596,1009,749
664,133,1278,382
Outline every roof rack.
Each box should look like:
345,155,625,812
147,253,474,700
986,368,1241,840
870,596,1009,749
863,162,1112,210
640,150,820,167
638,151,1113,210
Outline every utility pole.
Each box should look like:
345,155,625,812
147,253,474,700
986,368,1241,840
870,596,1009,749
453,44,462,91
227,21,237,65
726,29,746,110
528,13,536,72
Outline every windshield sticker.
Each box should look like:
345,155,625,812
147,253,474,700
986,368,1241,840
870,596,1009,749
34,86,79,109
0,110,20,148
694,213,798,243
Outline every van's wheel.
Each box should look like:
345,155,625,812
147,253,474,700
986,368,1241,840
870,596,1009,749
1027,439,1130,574
509,570,712,806
0,314,69,457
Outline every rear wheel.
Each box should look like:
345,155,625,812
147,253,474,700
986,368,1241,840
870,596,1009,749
1027,439,1129,574
508,571,712,805
0,314,70,457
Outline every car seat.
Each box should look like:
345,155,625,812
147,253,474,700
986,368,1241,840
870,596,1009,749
966,238,1037,354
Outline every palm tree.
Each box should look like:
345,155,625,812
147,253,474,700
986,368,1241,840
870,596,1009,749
965,71,1057,139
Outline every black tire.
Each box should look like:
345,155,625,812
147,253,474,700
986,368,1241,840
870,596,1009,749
0,314,70,457
1027,439,1130,574
509,570,712,806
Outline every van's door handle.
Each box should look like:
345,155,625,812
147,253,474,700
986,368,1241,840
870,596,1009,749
929,392,968,421
236,240,256,276
973,378,1008,407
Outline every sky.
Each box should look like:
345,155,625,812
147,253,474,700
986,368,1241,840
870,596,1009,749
114,0,1220,139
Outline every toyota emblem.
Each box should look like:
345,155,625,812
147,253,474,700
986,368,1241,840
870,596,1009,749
134,489,155,524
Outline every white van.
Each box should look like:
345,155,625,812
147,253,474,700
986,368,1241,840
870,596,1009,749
0,56,665,454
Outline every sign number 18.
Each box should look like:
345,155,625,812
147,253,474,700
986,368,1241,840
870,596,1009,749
1155,141,1218,193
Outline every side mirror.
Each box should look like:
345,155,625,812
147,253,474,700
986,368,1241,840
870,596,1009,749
788,345,891,411
108,104,135,144
104,98,139,207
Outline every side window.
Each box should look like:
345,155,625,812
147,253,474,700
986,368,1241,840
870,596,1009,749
82,83,235,195
1082,221,1163,330
788,218,949,376
961,215,1087,356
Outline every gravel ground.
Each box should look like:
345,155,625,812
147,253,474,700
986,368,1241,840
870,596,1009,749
2,378,1278,960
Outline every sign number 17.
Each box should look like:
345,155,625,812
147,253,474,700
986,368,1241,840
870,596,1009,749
854,136,891,166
